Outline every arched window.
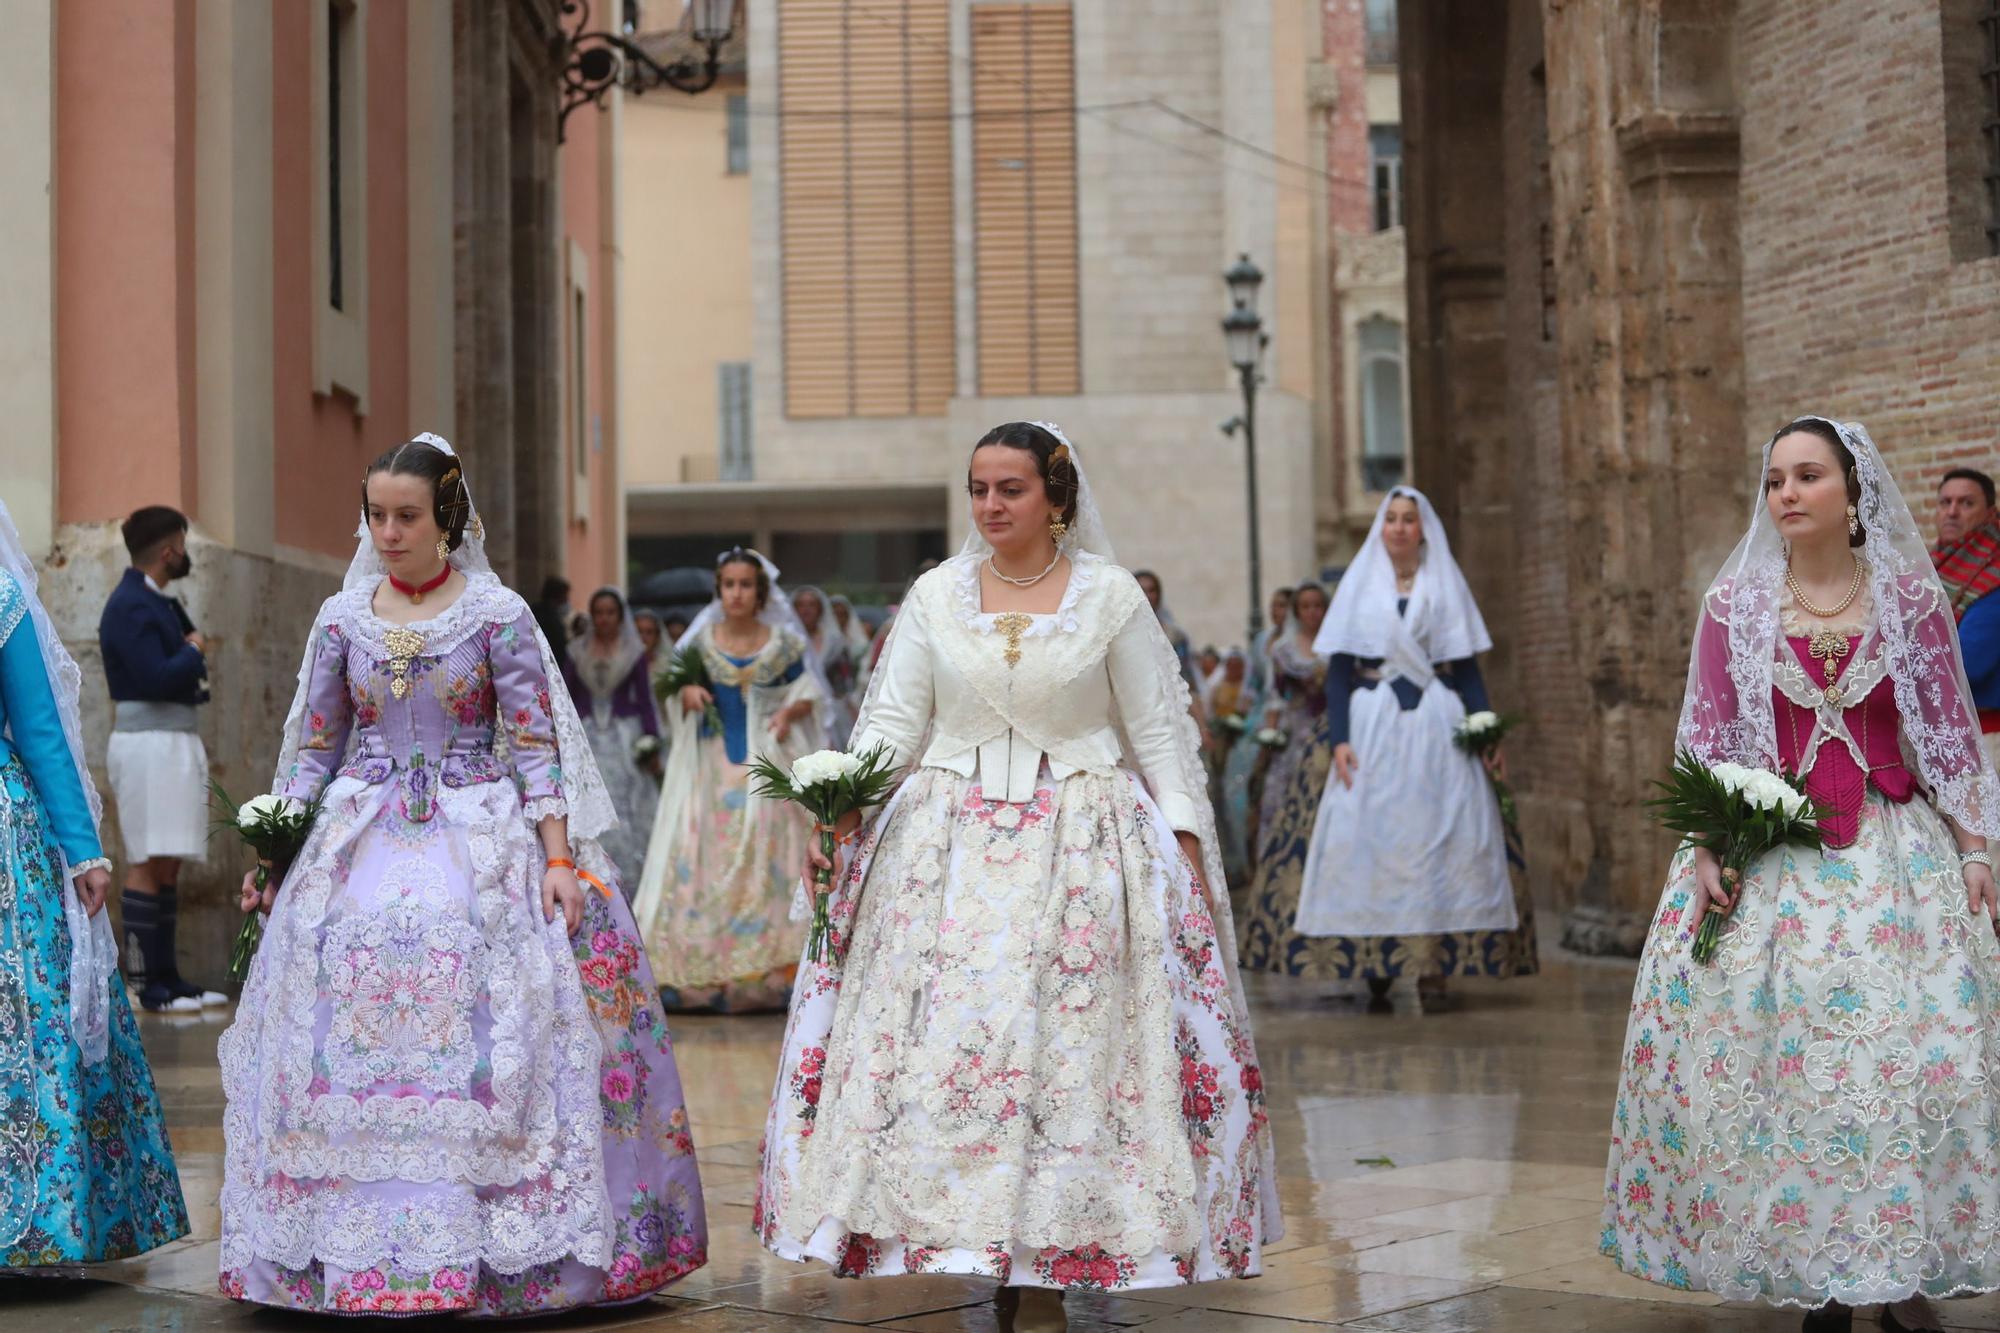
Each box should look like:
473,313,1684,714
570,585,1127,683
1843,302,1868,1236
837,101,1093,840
1358,316,1406,492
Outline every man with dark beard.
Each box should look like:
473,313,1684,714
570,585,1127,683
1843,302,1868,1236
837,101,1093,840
98,506,224,1012
1932,467,2000,769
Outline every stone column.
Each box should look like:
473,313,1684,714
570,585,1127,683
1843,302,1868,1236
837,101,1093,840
1400,0,1512,678
454,0,517,579
1541,0,1744,950
0,0,56,556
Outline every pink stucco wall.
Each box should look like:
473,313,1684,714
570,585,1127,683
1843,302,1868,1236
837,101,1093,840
57,0,198,522
271,0,413,561
562,106,619,593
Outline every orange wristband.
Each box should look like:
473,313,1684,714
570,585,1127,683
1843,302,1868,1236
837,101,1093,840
546,856,612,898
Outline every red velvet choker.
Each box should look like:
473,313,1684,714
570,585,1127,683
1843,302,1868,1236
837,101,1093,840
388,565,451,604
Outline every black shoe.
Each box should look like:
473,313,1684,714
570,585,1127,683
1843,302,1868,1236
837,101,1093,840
1800,1302,1850,1333
161,974,229,1007
136,981,202,1014
1881,1299,1942,1333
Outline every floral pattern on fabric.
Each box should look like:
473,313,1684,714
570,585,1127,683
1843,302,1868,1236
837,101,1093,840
637,624,823,1010
0,754,187,1266
1603,791,2000,1307
756,766,1273,1290
220,587,705,1315
1237,723,1538,980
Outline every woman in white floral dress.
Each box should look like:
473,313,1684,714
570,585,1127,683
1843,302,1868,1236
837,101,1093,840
1602,417,2000,1333
755,422,1281,1332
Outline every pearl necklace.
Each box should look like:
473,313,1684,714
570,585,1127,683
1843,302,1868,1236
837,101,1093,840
987,550,1063,588
1785,553,1864,620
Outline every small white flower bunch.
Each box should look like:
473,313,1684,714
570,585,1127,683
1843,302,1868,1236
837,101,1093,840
633,734,662,761
1710,762,1809,820
1255,728,1287,748
791,749,866,789
238,793,303,831
1461,710,1501,737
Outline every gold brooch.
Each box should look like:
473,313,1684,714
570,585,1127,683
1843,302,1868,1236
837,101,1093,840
994,613,1032,668
1805,626,1850,684
384,626,426,700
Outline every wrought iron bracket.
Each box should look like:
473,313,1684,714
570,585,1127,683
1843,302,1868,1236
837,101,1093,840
558,0,726,143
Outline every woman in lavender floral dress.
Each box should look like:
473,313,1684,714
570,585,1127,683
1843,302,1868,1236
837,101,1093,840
217,436,706,1317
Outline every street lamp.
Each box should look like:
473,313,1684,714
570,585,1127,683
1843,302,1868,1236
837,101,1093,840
557,0,740,143
1220,253,1267,650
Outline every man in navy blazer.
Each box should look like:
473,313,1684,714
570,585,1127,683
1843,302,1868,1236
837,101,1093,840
99,506,224,1012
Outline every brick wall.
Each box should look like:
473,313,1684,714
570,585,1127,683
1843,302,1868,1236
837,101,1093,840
1738,0,2000,494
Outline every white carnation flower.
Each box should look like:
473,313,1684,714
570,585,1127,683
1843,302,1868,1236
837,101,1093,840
791,750,861,789
1462,711,1500,735
1710,762,1750,794
239,793,291,829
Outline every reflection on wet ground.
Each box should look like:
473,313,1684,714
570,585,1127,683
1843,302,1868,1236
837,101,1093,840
12,955,1997,1329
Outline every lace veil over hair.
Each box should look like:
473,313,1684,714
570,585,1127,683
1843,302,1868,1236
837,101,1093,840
270,433,622,851
1314,485,1492,668
673,548,836,703
849,422,1255,1004
569,585,646,693
0,497,118,1062
1678,415,2000,835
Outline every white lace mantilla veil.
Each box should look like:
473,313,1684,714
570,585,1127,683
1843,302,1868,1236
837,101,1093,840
1313,485,1493,666
847,421,1265,1044
669,548,836,705
0,496,118,1063
1678,415,2000,835
569,584,646,690
268,432,623,860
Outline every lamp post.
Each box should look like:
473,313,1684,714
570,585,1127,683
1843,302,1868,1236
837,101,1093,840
1221,253,1267,651
557,0,739,143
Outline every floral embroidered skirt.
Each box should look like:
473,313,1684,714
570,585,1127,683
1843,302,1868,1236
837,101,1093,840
580,711,658,891
642,739,806,1012
0,754,187,1268
756,765,1279,1291
1602,791,2000,1307
218,777,707,1315
1237,728,1536,981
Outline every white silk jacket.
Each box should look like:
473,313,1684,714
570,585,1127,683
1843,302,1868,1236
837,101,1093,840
852,552,1202,833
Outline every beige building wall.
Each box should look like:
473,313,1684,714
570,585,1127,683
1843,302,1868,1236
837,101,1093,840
623,0,1334,648
618,79,753,490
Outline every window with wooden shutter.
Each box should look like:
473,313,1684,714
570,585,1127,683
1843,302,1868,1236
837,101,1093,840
778,0,954,418
970,3,1079,397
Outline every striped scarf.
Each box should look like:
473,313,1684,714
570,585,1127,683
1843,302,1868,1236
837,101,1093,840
1933,520,2000,620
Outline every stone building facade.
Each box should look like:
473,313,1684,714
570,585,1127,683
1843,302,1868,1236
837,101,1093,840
0,0,621,975
1401,0,2000,947
628,0,1350,646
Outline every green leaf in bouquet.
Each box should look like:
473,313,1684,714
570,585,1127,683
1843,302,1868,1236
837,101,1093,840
656,643,725,734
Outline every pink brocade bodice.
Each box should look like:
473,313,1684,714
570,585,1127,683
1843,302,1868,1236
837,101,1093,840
1774,632,1913,849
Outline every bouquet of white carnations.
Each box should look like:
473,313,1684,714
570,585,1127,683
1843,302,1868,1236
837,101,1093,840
210,783,323,982
1255,727,1288,750
633,733,662,765
655,644,725,737
1214,713,1249,737
1453,710,1521,826
749,744,900,963
1647,750,1826,965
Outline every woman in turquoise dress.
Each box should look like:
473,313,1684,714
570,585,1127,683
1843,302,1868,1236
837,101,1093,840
0,500,187,1270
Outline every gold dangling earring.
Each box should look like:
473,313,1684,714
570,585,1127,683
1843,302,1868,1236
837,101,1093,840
1847,504,1860,538
1049,515,1068,546
436,536,452,562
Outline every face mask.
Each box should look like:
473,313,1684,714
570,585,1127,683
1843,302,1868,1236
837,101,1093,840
167,549,193,580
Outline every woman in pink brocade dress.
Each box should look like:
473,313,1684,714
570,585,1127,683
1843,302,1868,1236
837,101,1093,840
1603,417,2000,1333
217,435,706,1317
